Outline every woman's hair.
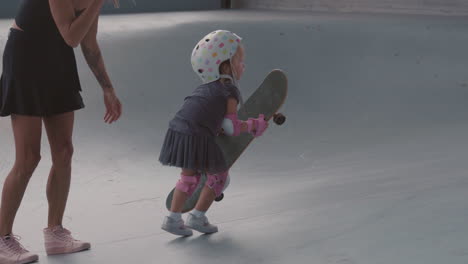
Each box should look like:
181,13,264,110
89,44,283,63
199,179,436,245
110,0,120,8
219,44,243,85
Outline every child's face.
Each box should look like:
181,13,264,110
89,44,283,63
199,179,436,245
232,46,245,80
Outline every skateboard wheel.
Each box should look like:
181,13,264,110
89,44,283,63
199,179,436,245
273,113,286,125
215,193,224,202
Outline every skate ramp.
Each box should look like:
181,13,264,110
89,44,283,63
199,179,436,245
1,10,468,264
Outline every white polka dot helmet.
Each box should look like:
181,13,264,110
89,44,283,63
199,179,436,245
191,30,242,84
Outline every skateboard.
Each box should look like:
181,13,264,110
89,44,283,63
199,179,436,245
165,69,288,212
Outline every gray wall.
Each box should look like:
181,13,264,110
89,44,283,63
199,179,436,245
0,0,222,18
231,0,468,15
0,2,18,18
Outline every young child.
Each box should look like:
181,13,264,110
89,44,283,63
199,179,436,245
159,30,269,236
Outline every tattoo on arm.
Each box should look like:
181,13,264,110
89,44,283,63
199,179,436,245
82,44,113,91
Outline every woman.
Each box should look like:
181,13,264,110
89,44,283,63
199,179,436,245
0,0,122,263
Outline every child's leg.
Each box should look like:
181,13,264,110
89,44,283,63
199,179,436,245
186,171,229,234
170,169,198,212
162,169,199,236
195,170,229,211
194,185,216,211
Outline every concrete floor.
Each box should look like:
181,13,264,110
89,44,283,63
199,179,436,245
1,10,468,264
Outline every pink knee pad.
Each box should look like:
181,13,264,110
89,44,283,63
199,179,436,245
175,174,201,196
206,171,229,197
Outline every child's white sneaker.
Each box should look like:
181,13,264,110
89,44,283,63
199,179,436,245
185,213,218,234
161,217,193,237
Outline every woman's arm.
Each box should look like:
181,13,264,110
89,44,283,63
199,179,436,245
80,17,113,93
80,17,122,123
49,0,104,48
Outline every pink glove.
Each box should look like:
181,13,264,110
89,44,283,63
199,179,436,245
246,114,268,137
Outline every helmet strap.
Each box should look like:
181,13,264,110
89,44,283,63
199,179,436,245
218,61,244,106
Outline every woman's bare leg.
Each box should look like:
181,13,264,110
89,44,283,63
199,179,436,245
0,115,42,235
43,112,75,228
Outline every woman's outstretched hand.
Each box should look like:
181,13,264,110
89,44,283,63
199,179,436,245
103,89,122,123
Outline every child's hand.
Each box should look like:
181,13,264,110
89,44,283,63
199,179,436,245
250,114,268,137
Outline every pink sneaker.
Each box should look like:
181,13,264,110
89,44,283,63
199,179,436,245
43,226,90,255
0,235,38,264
